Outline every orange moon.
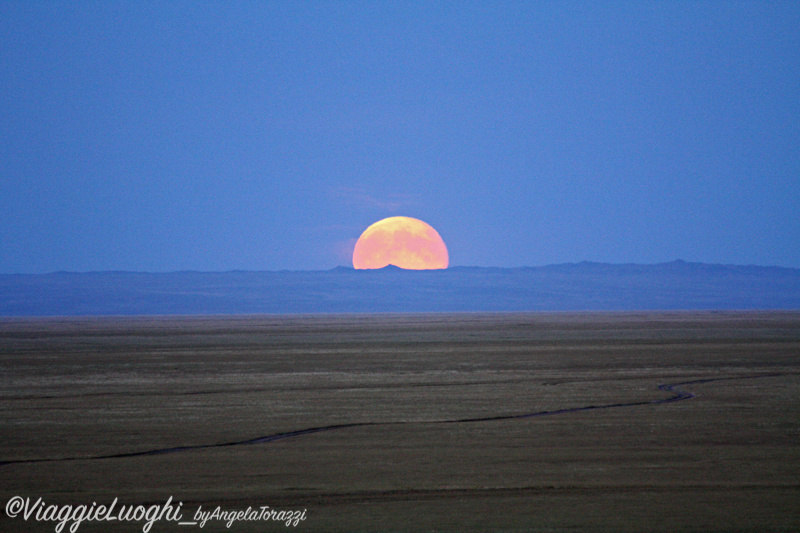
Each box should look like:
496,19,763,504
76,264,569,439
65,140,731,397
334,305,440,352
352,216,449,270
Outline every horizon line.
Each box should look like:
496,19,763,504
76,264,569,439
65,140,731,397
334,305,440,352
2,259,799,276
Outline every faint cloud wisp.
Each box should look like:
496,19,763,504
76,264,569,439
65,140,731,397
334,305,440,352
328,186,420,212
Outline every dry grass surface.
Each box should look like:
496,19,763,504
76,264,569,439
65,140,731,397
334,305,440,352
0,312,798,532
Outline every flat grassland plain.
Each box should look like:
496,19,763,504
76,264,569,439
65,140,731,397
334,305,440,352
0,312,798,532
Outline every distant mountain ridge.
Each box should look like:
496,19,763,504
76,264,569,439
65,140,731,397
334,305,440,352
1,260,799,316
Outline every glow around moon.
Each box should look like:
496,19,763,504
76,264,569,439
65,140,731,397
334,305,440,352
352,216,449,270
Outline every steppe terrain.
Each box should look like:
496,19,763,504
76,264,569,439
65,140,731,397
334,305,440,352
1,312,798,532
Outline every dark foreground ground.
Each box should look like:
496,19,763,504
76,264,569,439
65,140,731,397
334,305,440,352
0,312,798,532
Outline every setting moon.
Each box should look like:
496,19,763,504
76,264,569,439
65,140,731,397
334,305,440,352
352,216,449,270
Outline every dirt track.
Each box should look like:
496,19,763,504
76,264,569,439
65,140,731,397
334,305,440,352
1,373,790,468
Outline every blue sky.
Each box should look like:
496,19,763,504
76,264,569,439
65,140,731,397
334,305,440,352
2,1,798,272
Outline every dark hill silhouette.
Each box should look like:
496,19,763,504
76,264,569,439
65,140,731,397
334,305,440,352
1,260,798,316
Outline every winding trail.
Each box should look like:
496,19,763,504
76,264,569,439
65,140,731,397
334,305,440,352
0,372,789,467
